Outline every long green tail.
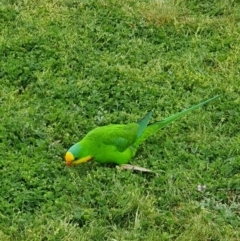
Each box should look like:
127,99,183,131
133,95,219,149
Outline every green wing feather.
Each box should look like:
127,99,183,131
86,124,139,152
136,112,152,137
91,112,152,152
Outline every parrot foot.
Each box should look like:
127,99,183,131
118,164,155,173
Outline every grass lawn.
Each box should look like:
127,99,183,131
0,0,239,240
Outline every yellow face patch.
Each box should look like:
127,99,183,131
65,152,74,163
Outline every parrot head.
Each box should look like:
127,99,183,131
65,143,93,166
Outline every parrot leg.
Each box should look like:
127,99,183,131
118,164,155,173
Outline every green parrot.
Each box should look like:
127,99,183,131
65,96,219,168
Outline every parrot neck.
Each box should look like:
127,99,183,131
69,143,83,157
69,141,93,159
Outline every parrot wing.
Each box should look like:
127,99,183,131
101,112,152,152
86,112,152,153
101,124,139,152
84,124,139,152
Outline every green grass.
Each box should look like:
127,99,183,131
0,0,239,240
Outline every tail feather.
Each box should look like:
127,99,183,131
133,95,219,149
